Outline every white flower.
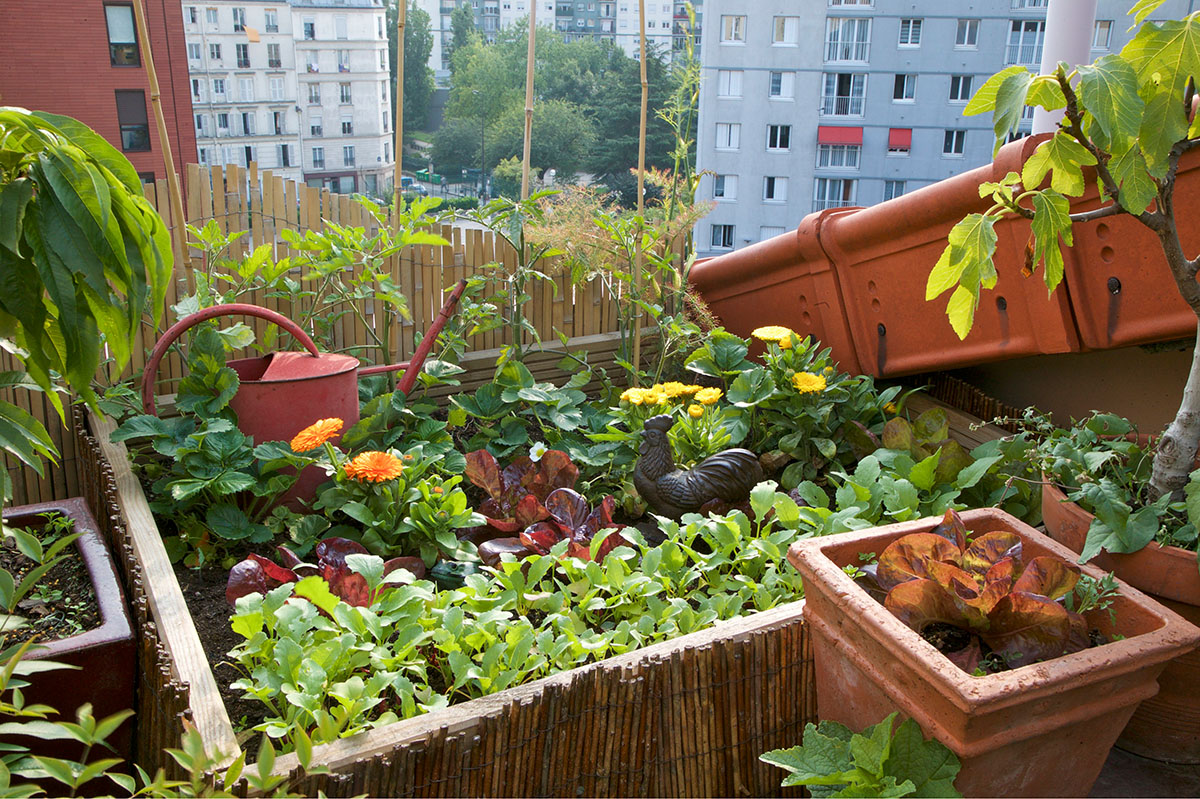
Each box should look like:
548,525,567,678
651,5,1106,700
529,441,548,462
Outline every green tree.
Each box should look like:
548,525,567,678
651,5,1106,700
488,99,596,178
431,117,482,177
447,3,476,71
490,156,526,199
586,46,676,178
387,1,435,132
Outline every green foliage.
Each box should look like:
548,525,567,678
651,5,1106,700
488,99,596,179
387,1,435,132
0,513,80,633
490,156,524,200
760,713,961,798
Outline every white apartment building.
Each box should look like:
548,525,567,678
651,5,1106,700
694,0,1190,259
185,0,395,195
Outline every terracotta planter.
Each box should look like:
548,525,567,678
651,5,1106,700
1042,481,1200,763
787,507,1200,798
688,211,864,375
0,498,136,764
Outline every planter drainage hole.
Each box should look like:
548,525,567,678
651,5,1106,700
996,296,1007,312
877,323,886,337
1108,277,1122,295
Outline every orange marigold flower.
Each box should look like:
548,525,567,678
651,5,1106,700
290,418,344,452
344,451,404,482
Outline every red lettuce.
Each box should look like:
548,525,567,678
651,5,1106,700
226,537,425,607
462,449,578,540
871,509,1090,672
520,488,629,561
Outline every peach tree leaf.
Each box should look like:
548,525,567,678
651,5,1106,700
928,214,998,340
1030,190,1072,293
1022,134,1098,196
965,65,1028,118
1122,15,1200,98
1138,88,1189,178
1107,146,1157,215
1130,0,1169,27
1077,55,1144,152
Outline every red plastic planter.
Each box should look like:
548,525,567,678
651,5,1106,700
788,508,1200,798
1042,481,1200,764
817,136,1079,377
1,498,135,764
688,211,864,375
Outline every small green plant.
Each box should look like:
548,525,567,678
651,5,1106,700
392,474,485,565
760,712,961,798
0,514,80,633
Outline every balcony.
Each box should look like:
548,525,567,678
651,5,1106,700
820,95,864,116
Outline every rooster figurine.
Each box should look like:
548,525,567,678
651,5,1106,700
634,414,765,520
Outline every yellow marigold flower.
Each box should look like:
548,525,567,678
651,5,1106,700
884,401,898,414
778,336,793,349
624,388,645,405
681,385,703,395
650,390,670,406
660,381,690,398
751,325,795,343
695,387,722,405
344,451,404,482
688,404,704,418
792,372,827,394
823,366,835,376
289,418,344,452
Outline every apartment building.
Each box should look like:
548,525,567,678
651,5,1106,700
185,0,394,195
419,0,701,80
694,0,1188,259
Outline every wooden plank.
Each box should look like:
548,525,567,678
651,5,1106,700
905,394,1009,449
196,166,213,229
209,165,227,234
90,412,240,765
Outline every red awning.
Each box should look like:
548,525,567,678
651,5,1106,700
818,125,863,145
888,128,913,148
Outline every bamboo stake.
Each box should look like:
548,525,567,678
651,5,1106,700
393,0,407,236
632,0,648,385
520,2,537,199
132,0,187,273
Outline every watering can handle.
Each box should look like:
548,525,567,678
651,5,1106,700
141,303,321,417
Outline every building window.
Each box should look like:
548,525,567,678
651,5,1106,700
378,16,385,38
243,145,255,166
949,75,973,102
720,15,745,43
195,114,208,136
1006,20,1045,65
105,5,139,66
205,6,218,25
308,83,321,104
813,178,856,211
199,146,208,164
381,82,388,103
773,16,799,45
212,78,226,98
1012,0,1047,7
816,143,861,169
826,17,870,62
944,129,966,156
760,226,786,241
303,17,316,39
883,180,906,201
893,74,915,102
710,224,734,249
335,15,348,39
956,18,979,47
115,90,150,151
821,73,865,115
273,111,284,135
342,115,353,135
1093,20,1112,49
384,140,390,161
267,43,281,68
343,145,355,166
312,146,325,169
715,122,740,150
339,83,352,103
209,42,222,60
280,144,291,168
338,50,351,72
380,49,387,70
769,71,795,100
242,111,255,135
382,111,389,133
713,174,737,200
187,6,197,24
216,112,230,133
898,18,922,47
767,124,791,151
265,77,282,100
191,78,204,101
763,176,788,202
716,69,743,98
887,128,911,155
232,6,246,31
311,115,323,136
306,51,319,72
265,8,278,32
236,43,250,68
187,42,202,60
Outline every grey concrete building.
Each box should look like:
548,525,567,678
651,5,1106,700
694,0,1190,259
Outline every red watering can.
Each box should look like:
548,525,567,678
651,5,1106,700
142,279,468,504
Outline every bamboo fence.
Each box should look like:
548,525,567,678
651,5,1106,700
4,164,683,506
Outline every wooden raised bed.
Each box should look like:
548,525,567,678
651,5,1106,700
79,410,814,797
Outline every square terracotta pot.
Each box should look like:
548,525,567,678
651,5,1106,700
787,508,1200,798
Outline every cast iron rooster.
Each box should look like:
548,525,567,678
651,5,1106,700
634,414,764,520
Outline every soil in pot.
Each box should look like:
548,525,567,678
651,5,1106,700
0,526,101,647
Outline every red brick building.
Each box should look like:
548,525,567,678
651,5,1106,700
0,0,196,182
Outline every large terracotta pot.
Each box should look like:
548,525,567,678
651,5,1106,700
788,507,1200,798
1042,480,1200,764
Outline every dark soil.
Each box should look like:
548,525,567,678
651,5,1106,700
921,622,973,655
173,563,265,761
0,534,100,646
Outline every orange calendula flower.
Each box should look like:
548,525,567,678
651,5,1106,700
688,404,704,419
695,387,723,405
344,451,404,482
792,372,827,394
290,418,344,452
